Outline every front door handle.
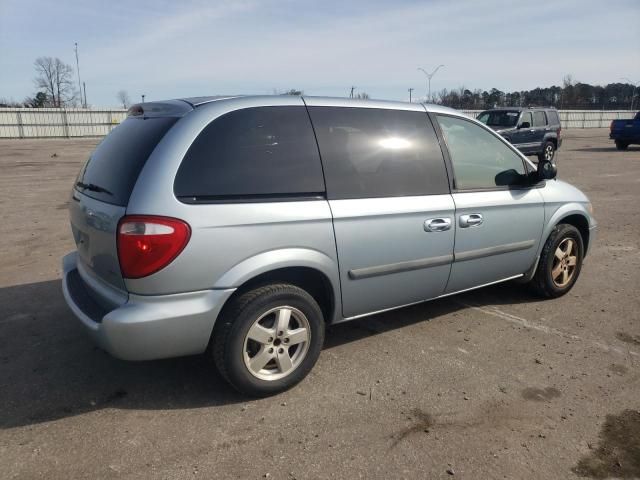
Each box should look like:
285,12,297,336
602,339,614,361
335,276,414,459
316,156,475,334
424,217,452,232
459,213,483,228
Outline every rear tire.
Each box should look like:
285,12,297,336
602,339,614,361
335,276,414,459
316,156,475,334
212,283,325,397
538,141,556,162
530,224,584,298
615,140,629,151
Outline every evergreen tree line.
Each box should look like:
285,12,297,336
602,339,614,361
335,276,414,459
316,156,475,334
434,76,639,111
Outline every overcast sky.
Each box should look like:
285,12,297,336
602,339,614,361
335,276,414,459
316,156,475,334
1,0,639,107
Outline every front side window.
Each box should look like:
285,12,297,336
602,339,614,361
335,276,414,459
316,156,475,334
437,115,526,190
533,111,547,127
519,112,533,127
308,107,449,199
174,106,325,200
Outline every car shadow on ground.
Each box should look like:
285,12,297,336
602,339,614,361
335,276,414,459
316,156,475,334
0,278,544,429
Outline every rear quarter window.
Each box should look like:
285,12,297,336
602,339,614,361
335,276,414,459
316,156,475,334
77,117,177,206
174,106,325,201
547,110,560,126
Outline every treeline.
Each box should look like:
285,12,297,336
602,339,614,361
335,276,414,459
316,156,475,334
435,77,639,110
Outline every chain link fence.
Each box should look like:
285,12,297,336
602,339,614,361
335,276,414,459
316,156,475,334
0,107,637,138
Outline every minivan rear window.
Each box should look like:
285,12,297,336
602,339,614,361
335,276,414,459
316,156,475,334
76,117,177,206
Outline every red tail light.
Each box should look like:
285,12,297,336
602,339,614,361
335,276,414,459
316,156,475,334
117,215,191,278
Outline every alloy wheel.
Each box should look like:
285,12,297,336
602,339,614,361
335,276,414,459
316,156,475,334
551,238,578,287
243,306,311,381
545,144,554,161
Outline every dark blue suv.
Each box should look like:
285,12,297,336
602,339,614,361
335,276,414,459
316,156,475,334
477,107,562,162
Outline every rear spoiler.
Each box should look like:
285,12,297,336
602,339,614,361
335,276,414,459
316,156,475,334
127,100,193,118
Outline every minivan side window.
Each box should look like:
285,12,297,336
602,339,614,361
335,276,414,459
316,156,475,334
437,115,526,190
308,107,449,199
174,106,325,200
533,111,547,127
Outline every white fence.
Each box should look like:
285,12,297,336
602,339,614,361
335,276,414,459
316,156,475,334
0,107,637,138
0,108,127,138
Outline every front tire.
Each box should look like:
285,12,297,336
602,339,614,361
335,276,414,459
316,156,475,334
212,283,325,397
530,224,584,298
615,140,629,151
538,141,556,162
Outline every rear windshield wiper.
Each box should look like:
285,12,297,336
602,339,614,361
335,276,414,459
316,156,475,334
76,181,113,196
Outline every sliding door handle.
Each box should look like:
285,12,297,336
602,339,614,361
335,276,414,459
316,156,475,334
424,217,452,232
459,214,483,228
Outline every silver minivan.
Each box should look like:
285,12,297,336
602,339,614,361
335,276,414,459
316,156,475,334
62,96,596,396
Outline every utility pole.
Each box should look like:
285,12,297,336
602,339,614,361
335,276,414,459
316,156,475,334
408,88,414,103
350,86,356,98
417,65,445,102
83,82,87,108
74,42,83,108
141,94,146,103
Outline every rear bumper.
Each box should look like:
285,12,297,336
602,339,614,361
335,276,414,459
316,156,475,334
62,252,235,361
610,133,640,141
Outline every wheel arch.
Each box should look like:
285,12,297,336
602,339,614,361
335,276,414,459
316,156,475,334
213,248,342,324
541,206,592,257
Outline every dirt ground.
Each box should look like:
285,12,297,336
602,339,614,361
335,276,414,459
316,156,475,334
0,130,639,479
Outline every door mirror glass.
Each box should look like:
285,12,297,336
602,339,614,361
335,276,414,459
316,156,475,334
538,160,557,180
495,168,526,186
518,121,530,129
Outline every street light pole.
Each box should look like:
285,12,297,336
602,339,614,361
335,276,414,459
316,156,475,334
74,42,83,108
418,65,445,102
408,88,414,103
621,77,639,111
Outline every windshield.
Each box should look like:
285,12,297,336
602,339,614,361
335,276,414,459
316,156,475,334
477,111,520,128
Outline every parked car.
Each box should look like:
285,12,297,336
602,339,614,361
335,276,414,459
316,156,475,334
62,96,596,396
477,107,562,162
610,111,640,150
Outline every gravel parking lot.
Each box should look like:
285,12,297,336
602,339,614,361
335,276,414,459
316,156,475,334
1,130,639,479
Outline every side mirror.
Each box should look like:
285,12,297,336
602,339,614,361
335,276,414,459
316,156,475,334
518,121,530,129
538,160,557,180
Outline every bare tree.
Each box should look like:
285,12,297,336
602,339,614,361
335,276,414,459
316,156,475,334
355,92,370,99
116,90,131,109
33,57,76,107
